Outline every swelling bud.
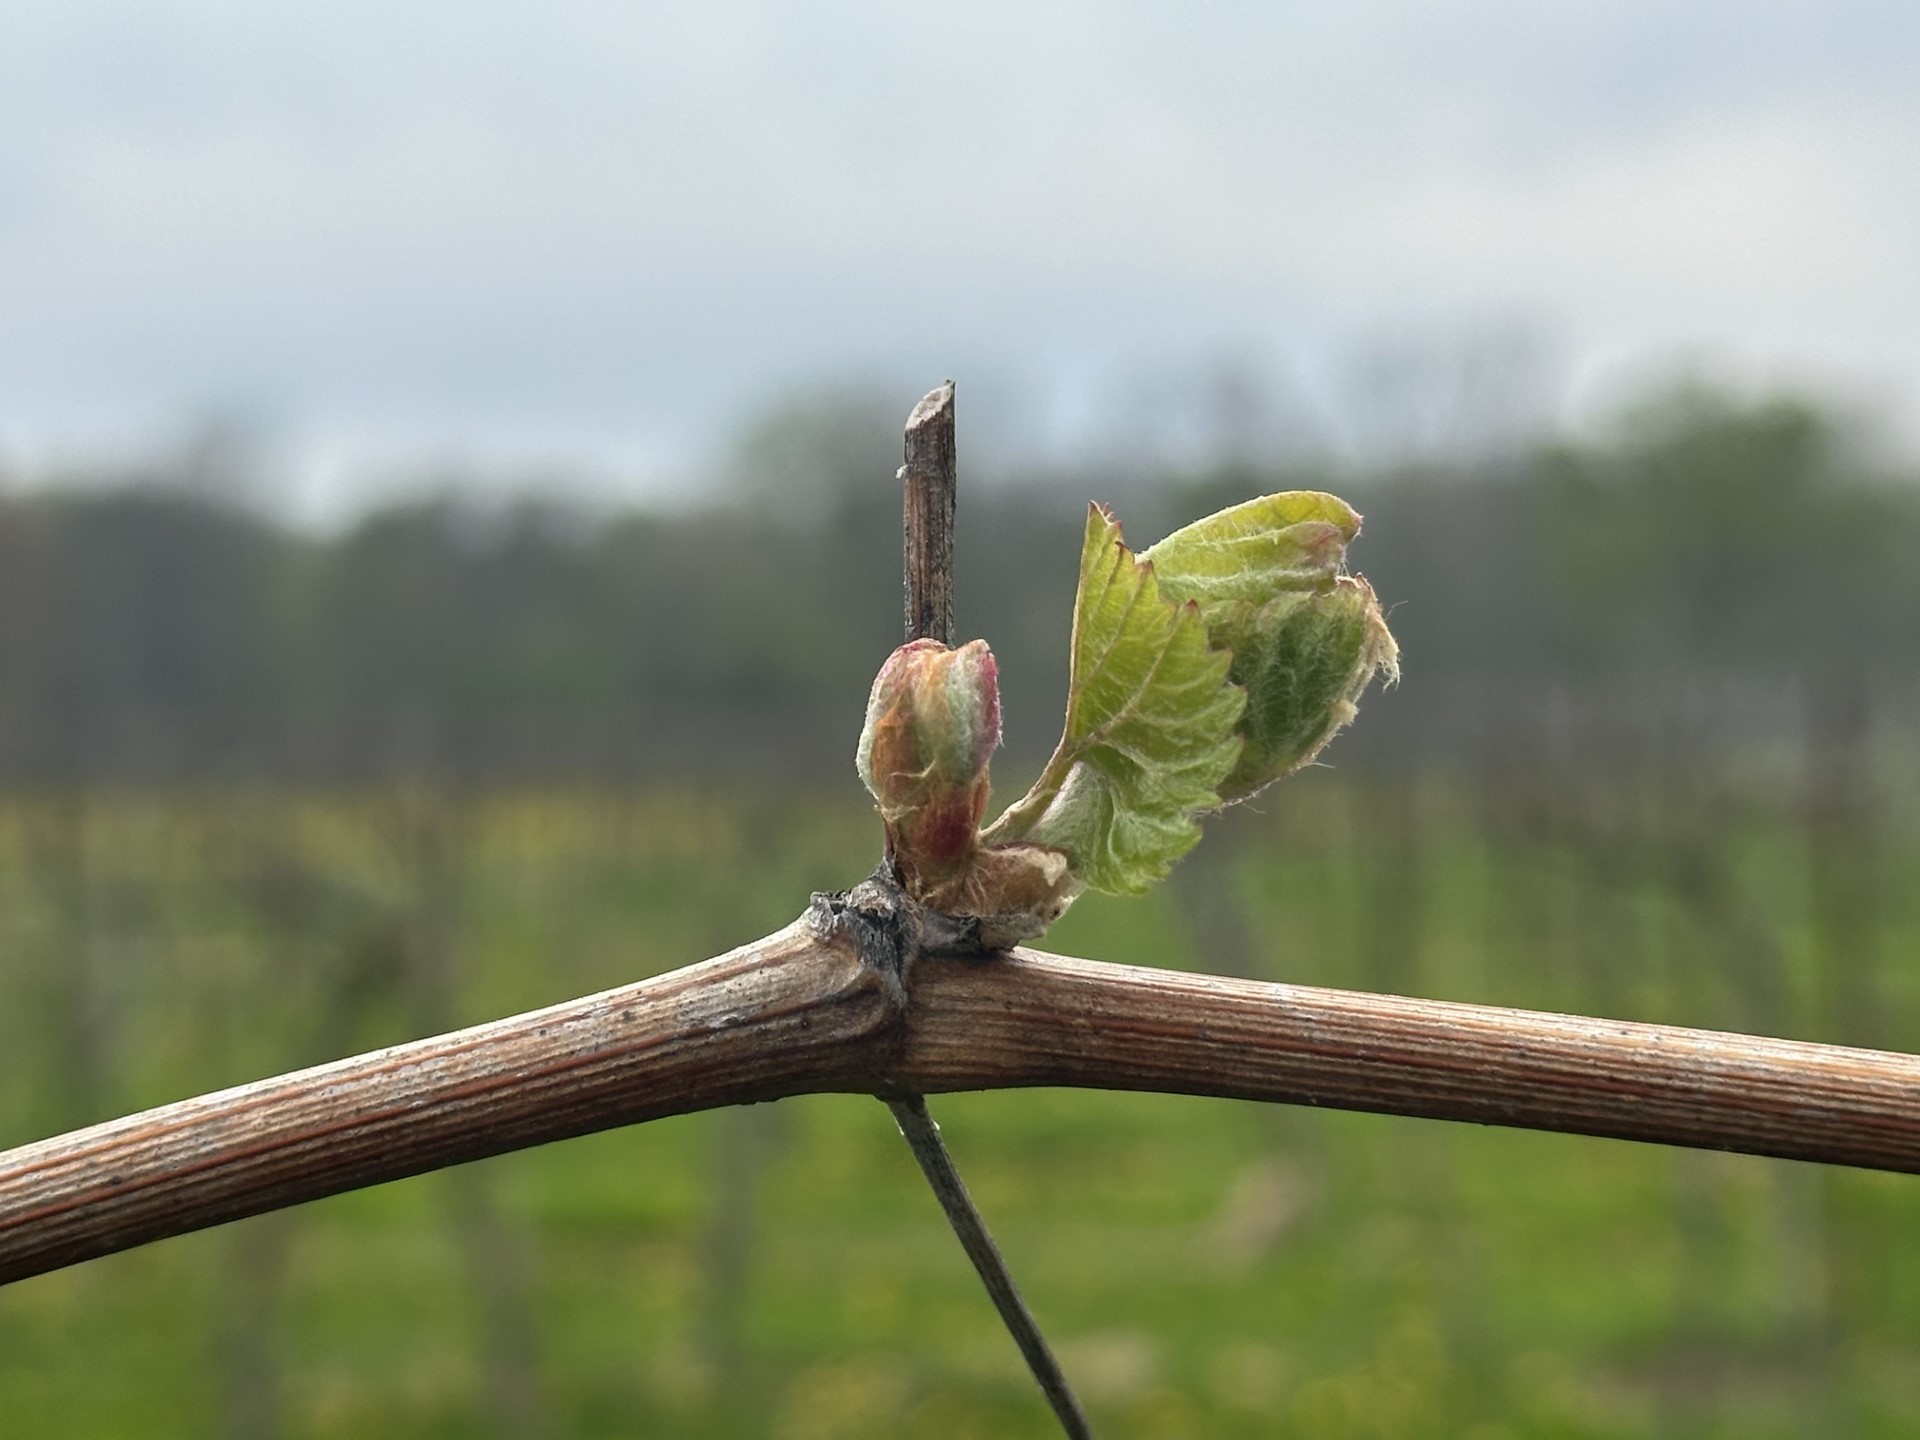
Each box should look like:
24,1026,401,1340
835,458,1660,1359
857,638,1001,890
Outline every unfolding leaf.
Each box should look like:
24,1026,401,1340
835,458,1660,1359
859,489,1396,938
984,505,1244,894
1142,490,1359,604
1144,492,1398,801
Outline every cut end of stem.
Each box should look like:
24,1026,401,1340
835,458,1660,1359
907,381,956,433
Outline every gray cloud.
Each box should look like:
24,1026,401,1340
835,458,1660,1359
4,1,1917,514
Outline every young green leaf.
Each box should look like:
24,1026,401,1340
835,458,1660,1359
983,505,1245,894
1143,492,1399,802
1141,490,1359,604
856,489,1396,944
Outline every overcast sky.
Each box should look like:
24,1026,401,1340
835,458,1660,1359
4,1,1918,517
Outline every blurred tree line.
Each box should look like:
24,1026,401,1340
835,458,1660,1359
5,382,1919,1440
1,381,1915,784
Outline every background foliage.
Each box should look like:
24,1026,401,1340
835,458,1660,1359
3,381,1919,1436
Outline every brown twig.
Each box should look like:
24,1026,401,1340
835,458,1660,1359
893,377,1095,1435
0,919,874,1285
901,380,957,647
6,933,1919,1287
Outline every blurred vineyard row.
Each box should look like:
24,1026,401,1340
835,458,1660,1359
3,380,1919,1435
2,728,1916,1436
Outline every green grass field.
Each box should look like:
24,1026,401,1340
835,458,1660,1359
2,771,1917,1437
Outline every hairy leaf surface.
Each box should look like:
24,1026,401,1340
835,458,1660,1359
1145,492,1398,801
987,505,1244,894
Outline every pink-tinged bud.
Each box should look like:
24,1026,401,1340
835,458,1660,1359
856,638,1001,885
